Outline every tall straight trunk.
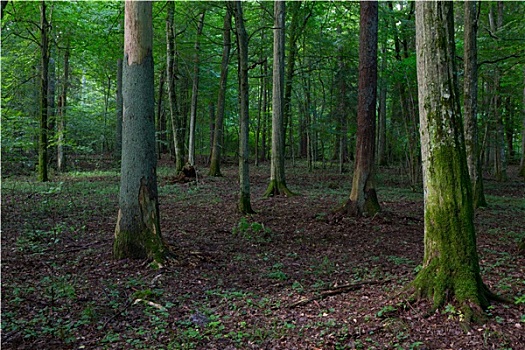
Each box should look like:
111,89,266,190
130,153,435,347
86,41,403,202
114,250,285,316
261,58,269,162
38,1,49,182
231,1,254,214
463,0,487,208
519,69,525,178
114,1,166,262
57,48,70,171
346,1,380,216
209,8,231,177
413,1,497,320
115,58,123,162
47,56,56,165
490,2,507,181
156,68,166,158
166,1,184,172
377,38,387,166
264,0,293,197
188,11,206,166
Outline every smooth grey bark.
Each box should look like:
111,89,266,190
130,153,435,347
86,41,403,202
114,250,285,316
166,1,184,173
38,1,49,182
463,0,486,208
114,1,166,262
264,0,293,198
114,58,123,162
57,48,70,172
209,7,231,177
188,10,206,166
346,1,380,216
230,1,254,214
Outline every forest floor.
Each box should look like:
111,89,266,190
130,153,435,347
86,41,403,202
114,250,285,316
2,156,525,350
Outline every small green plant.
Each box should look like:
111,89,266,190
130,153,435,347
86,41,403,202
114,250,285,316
376,305,397,318
266,263,288,281
232,217,272,242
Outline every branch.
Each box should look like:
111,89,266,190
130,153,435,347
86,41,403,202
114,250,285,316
478,53,524,67
284,279,392,309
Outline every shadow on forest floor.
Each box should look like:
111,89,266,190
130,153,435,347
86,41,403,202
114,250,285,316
2,157,525,349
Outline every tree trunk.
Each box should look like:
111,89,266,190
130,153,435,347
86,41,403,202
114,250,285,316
519,69,525,178
463,0,487,208
38,1,49,182
209,7,231,177
377,38,387,166
231,1,254,214
114,1,166,262
114,58,123,162
166,1,184,173
345,1,380,216
156,68,166,159
57,47,70,172
413,1,496,320
264,0,293,197
188,10,206,166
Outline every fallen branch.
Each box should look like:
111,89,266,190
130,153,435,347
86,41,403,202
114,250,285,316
286,279,392,309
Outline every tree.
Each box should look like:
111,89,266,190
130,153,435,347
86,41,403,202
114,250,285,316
38,1,49,182
114,1,166,262
188,10,206,166
264,0,294,197
463,0,487,208
114,58,123,162
166,1,184,173
209,6,232,177
57,47,70,171
230,0,254,214
412,1,497,320
344,1,380,216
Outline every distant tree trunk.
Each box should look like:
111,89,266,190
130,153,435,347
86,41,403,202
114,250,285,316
47,56,56,166
413,1,497,321
38,1,49,182
264,0,293,197
231,1,254,214
166,1,184,173
156,68,166,159
490,2,507,181
261,58,269,162
114,1,166,262
114,58,123,162
377,38,387,166
519,69,525,178
463,0,487,208
209,7,231,177
345,1,380,216
57,47,70,172
188,11,206,166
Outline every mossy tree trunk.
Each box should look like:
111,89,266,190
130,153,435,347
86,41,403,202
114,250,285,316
114,1,166,262
346,1,380,217
264,0,294,198
463,0,487,208
231,1,254,214
209,7,231,177
413,1,495,320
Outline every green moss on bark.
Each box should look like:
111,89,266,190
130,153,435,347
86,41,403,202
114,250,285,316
238,192,255,214
263,180,295,198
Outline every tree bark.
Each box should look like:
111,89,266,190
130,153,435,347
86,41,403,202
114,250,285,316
166,1,184,173
264,0,294,197
231,1,254,214
114,58,123,162
155,68,166,158
209,7,231,177
57,47,70,172
413,1,495,320
188,10,206,166
519,69,525,178
114,1,166,262
345,1,380,216
463,0,487,208
38,1,49,182
377,37,387,166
